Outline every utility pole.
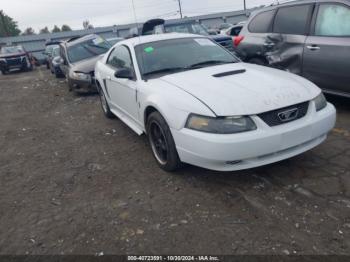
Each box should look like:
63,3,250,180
243,0,247,11
177,0,183,19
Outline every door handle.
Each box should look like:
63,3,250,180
264,42,275,47
307,45,320,51
106,76,111,80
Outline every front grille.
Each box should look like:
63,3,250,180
6,57,22,66
217,40,234,51
258,102,309,127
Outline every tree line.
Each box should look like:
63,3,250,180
22,25,73,35
1,10,94,37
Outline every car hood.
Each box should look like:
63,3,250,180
0,52,26,59
159,63,320,116
71,55,103,73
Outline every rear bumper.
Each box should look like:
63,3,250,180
172,102,336,171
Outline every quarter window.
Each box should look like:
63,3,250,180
273,5,312,35
248,10,275,33
315,4,350,36
107,45,133,69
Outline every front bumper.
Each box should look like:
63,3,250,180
172,102,336,171
0,56,30,71
70,78,97,93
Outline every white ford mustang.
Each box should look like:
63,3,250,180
95,33,336,172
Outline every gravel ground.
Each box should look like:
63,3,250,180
0,67,349,255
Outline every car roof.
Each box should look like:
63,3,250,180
164,20,197,26
64,34,100,47
254,0,350,13
119,33,205,47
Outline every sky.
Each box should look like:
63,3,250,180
1,0,277,32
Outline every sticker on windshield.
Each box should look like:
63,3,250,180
144,46,154,53
194,38,216,46
93,37,104,45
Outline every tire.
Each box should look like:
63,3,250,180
1,70,6,75
55,70,62,78
146,111,182,172
98,85,115,119
248,57,267,66
67,79,73,92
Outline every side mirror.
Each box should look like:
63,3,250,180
53,56,64,65
115,68,134,80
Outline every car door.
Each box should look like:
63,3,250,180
266,4,314,74
303,2,350,95
105,45,139,123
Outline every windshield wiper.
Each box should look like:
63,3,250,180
189,60,235,69
143,67,187,77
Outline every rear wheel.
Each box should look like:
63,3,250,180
147,111,182,172
98,85,115,119
1,70,7,75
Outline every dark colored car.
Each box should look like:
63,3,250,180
236,0,350,97
140,19,235,52
57,34,112,93
0,45,33,74
49,46,64,78
217,22,234,34
224,23,245,37
43,41,61,69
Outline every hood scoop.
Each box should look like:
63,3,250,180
213,69,246,78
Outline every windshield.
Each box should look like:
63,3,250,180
107,38,123,46
165,23,209,36
52,47,60,57
67,37,111,63
1,46,24,54
46,45,59,55
135,37,238,78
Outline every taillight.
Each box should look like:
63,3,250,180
234,36,244,47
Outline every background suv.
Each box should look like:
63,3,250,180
139,19,235,52
0,45,33,74
236,0,350,97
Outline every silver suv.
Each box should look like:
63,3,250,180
236,0,350,97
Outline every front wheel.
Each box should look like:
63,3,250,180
147,112,182,172
98,86,115,119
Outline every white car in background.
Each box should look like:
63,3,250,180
95,33,336,172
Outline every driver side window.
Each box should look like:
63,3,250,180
107,45,133,69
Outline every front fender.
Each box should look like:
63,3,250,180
139,81,215,131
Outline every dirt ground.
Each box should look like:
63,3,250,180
0,67,349,255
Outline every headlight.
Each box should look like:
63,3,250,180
72,72,91,81
314,93,327,111
186,114,257,134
